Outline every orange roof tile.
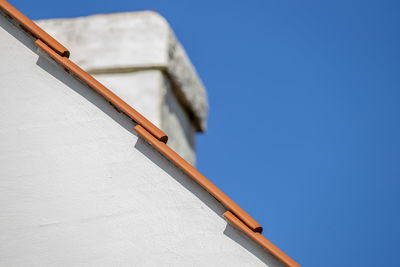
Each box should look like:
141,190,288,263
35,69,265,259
0,1,300,266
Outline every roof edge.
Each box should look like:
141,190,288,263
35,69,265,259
0,0,69,57
0,2,299,265
134,124,300,266
134,125,263,232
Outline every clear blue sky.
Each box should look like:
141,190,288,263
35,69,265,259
16,0,400,266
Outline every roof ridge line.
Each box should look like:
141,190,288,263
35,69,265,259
134,124,263,232
0,0,70,57
134,124,300,266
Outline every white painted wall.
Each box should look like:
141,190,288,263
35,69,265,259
0,11,283,267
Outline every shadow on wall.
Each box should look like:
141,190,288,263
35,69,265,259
36,54,136,136
2,12,281,266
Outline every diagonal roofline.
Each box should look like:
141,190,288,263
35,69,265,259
0,1,300,266
0,0,69,57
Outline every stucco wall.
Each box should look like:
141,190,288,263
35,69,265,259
0,11,283,267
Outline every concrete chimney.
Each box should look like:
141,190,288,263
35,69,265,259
36,11,208,165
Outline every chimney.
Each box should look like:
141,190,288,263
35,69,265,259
36,11,208,165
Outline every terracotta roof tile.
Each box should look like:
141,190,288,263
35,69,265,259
0,0,69,57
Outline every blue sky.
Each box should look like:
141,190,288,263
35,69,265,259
16,0,400,266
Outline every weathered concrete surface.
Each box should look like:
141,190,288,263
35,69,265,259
0,11,283,266
36,11,208,165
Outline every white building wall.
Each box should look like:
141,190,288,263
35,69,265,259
0,11,283,267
